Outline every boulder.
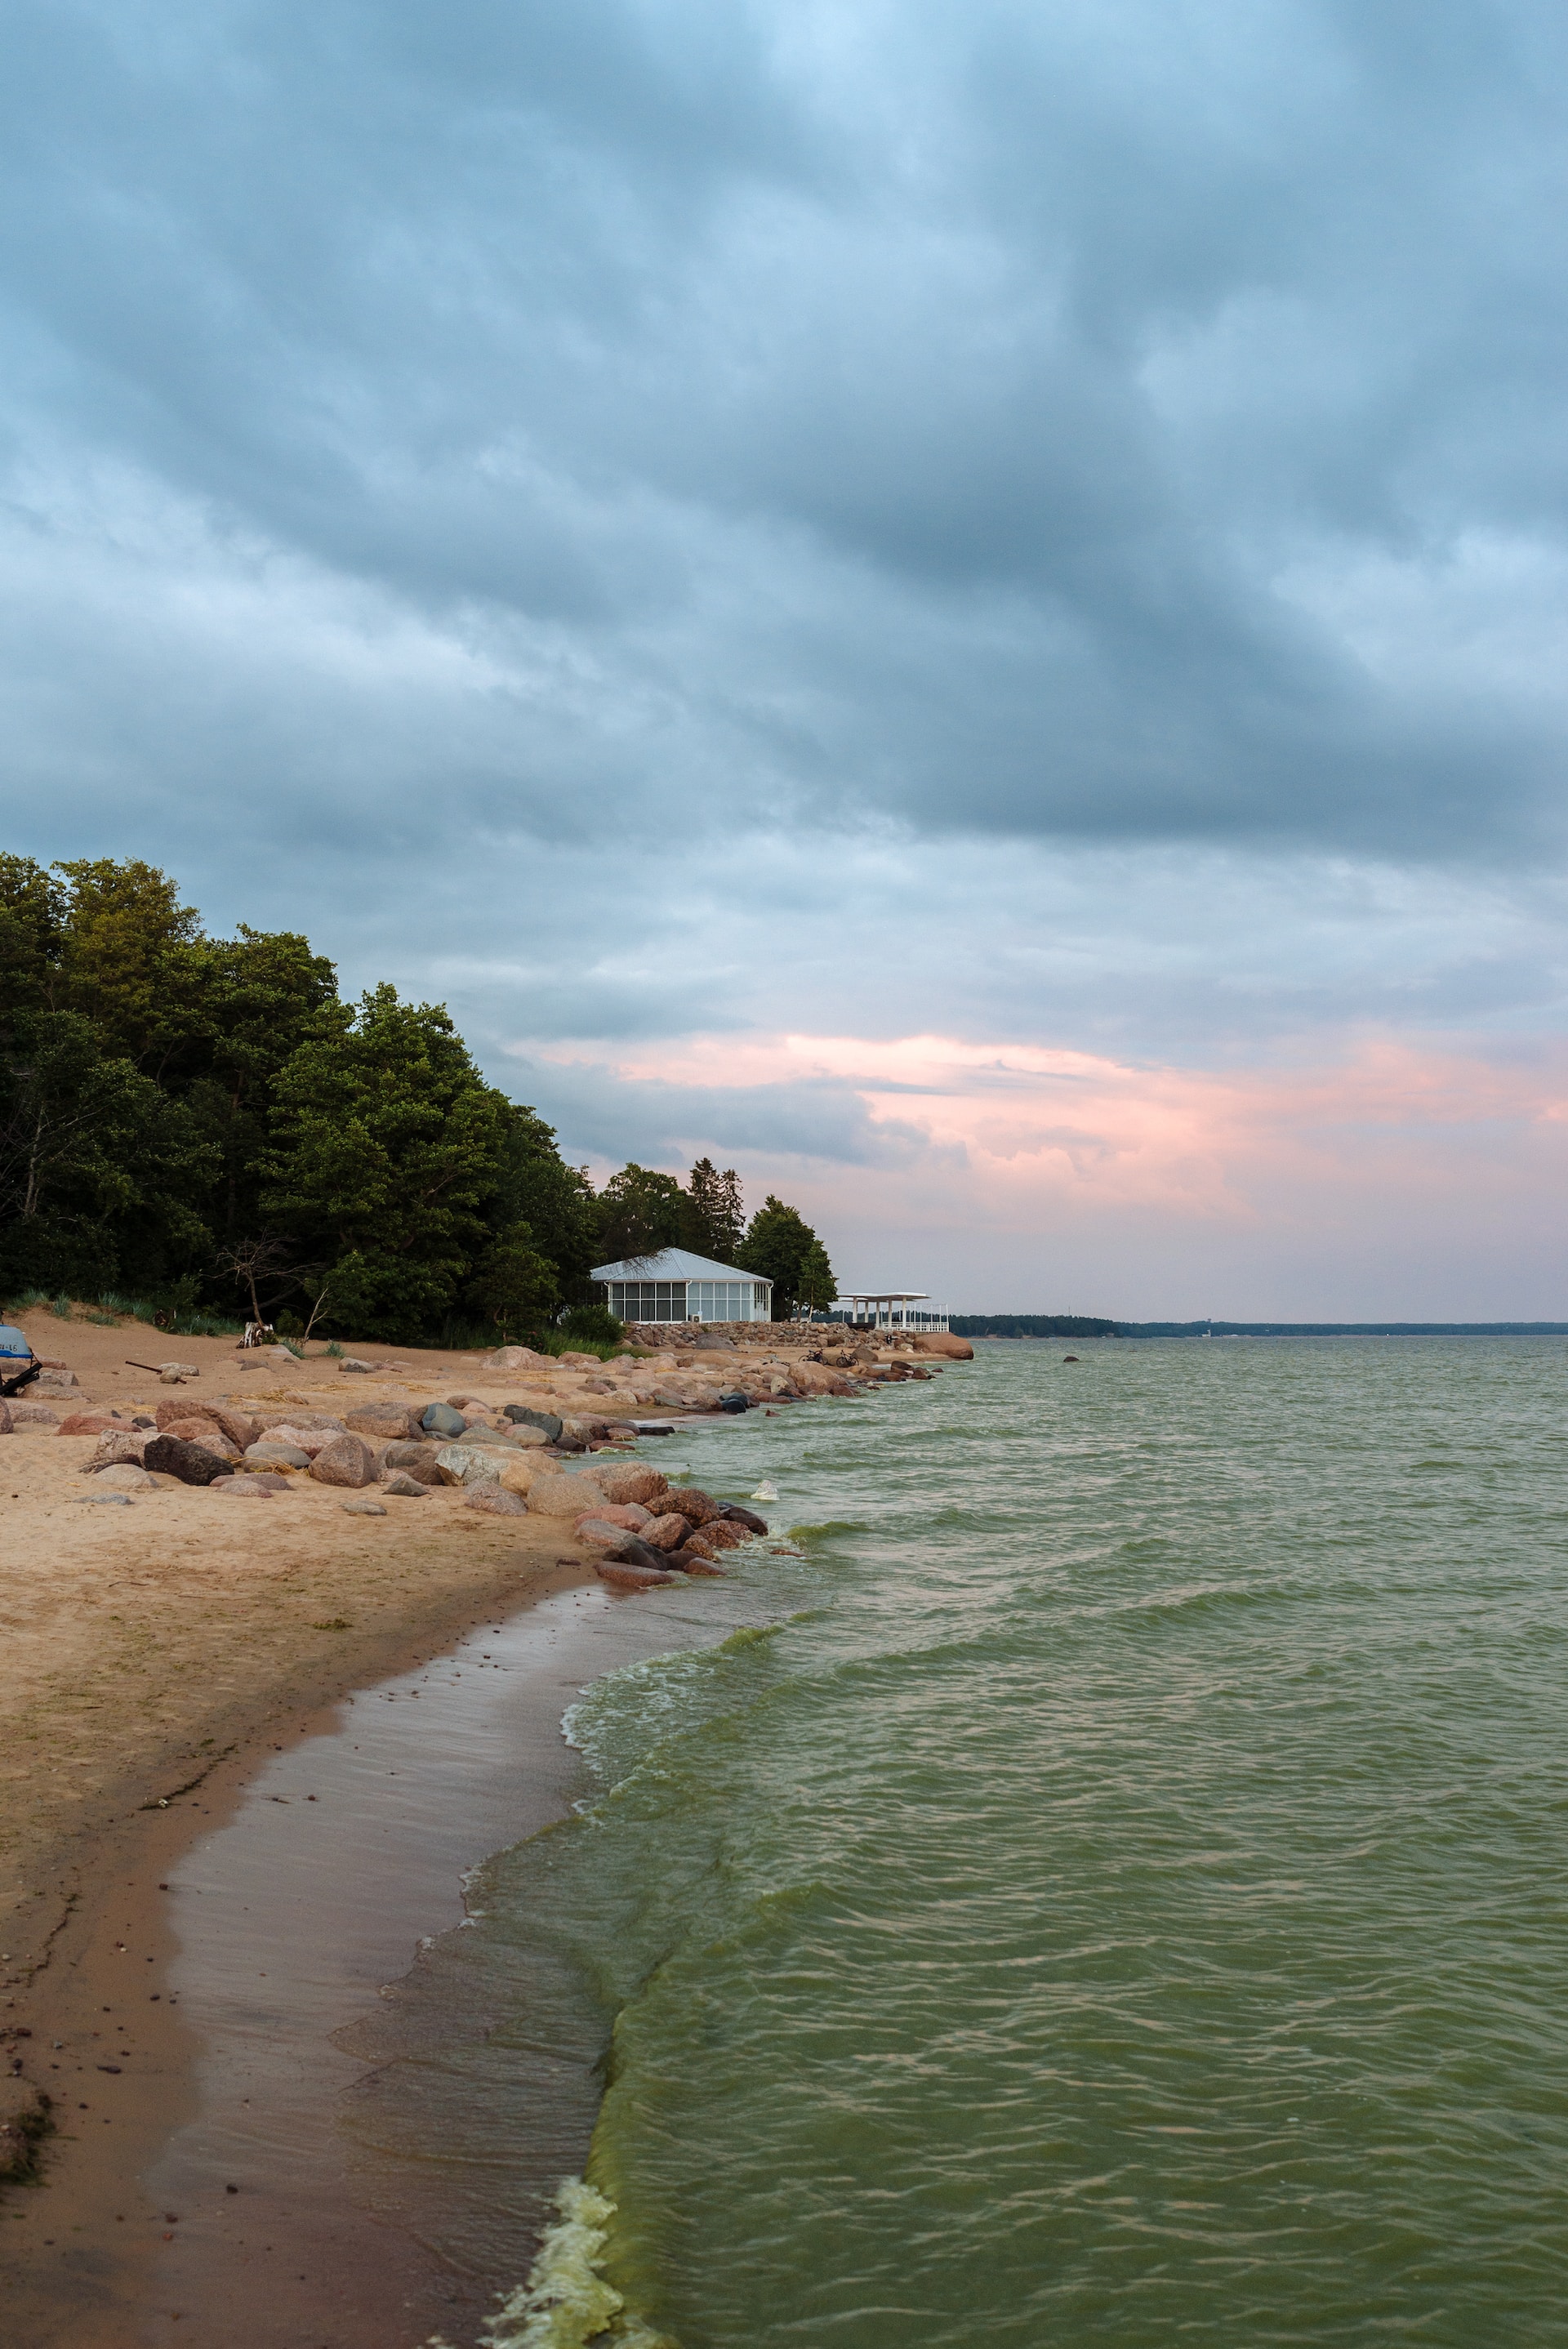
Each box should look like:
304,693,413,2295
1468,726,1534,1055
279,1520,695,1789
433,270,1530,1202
433,1444,505,1489
86,1430,149,1469
526,1471,606,1517
596,1561,675,1591
243,1442,311,1471
498,1419,549,1449
57,1411,140,1437
9,1402,59,1428
664,1487,722,1527
162,1417,242,1460
465,1484,528,1516
73,1491,134,1506
338,1357,374,1374
670,1549,728,1576
240,1344,302,1369
482,1345,551,1370
158,1362,200,1381
345,1403,421,1440
341,1495,387,1514
381,1440,445,1485
590,1463,668,1509
91,1463,158,1491
36,1368,79,1390
575,1516,638,1549
252,1410,345,1433
154,1400,257,1448
502,1405,563,1442
308,1434,376,1489
259,1424,340,1458
142,1434,235,1486
0,1401,10,1435
422,1402,467,1439
912,1331,973,1359
719,1504,768,1535
380,1471,430,1498
695,1518,748,1550
211,1478,280,1499
639,1513,692,1552
572,1503,652,1535
496,1456,538,1498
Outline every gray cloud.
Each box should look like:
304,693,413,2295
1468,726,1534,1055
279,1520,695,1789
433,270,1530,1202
1,0,1565,877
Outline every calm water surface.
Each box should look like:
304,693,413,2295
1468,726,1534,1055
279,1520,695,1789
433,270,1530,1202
428,1339,1568,2346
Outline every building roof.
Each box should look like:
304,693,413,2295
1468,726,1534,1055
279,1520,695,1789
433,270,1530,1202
591,1248,771,1285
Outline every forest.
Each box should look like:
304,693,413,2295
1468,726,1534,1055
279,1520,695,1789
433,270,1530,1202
0,857,835,1344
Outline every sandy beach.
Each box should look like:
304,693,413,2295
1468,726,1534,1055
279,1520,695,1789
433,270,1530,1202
1,1305,954,2342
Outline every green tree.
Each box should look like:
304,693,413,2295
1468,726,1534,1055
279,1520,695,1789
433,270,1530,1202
492,1105,601,1306
736,1195,831,1321
0,1009,216,1298
466,1219,559,1338
52,858,203,1063
261,984,510,1343
0,855,66,1023
596,1163,685,1265
795,1237,837,1317
679,1158,745,1261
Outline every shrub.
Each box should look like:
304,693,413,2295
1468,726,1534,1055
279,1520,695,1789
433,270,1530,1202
561,1303,625,1348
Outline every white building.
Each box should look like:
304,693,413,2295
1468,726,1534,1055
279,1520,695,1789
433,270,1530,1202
592,1249,773,1326
825,1290,950,1333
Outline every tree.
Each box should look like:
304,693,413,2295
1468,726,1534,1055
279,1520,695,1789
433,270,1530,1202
0,1009,216,1298
51,858,203,1063
680,1158,745,1261
492,1104,601,1307
466,1220,559,1338
596,1163,685,1265
735,1195,831,1320
795,1237,837,1317
261,985,511,1343
0,856,66,1023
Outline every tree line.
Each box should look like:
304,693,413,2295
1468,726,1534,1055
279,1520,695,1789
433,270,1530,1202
0,856,835,1342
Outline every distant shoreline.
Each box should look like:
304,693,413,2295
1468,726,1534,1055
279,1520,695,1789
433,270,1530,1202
959,1321,1568,1339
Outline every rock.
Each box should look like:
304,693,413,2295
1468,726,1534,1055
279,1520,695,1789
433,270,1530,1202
345,1403,421,1439
496,1456,538,1498
572,1502,652,1534
380,1471,430,1498
502,1405,564,1442
243,1442,311,1470
142,1434,235,1486
575,1516,638,1549
639,1513,692,1551
670,1550,728,1576
717,1393,749,1414
162,1417,242,1460
0,1401,10,1435
596,1561,676,1591
258,1424,340,1458
158,1362,201,1380
422,1402,467,1439
913,1332,973,1358
589,1463,668,1509
87,1419,149,1456
433,1444,506,1488
525,1470,606,1517
720,1504,768,1535
381,1440,445,1484
496,1420,548,1448
482,1345,551,1370
87,1462,158,1491
338,1357,374,1374
341,1495,387,1515
36,1368,79,1390
465,1485,528,1516
211,1478,278,1499
308,1434,376,1489
664,1487,722,1527
73,1491,134,1506
154,1400,257,1447
56,1411,139,1437
9,1401,59,1428
696,1518,748,1549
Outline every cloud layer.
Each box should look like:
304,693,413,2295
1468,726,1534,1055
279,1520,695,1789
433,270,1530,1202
3,2,1567,1308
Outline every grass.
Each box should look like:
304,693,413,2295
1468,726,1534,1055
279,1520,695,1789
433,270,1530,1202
0,1290,244,1339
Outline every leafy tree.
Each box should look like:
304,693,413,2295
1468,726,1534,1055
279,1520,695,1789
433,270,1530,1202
52,858,203,1063
0,855,66,1023
796,1237,838,1317
492,1105,601,1306
261,984,511,1343
0,1009,216,1297
736,1195,831,1320
596,1163,685,1265
466,1220,560,1337
680,1158,745,1262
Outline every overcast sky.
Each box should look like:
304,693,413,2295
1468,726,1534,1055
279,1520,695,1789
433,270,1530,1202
6,0,1568,1315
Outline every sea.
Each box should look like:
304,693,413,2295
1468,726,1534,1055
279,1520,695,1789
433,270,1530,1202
368,1337,1568,2347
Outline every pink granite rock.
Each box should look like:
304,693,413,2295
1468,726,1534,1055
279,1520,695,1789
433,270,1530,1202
308,1433,376,1488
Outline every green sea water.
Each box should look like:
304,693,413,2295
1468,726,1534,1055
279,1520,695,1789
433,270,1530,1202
453,1338,1568,2347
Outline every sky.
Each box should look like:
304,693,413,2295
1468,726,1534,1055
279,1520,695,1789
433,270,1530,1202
4,0,1568,1317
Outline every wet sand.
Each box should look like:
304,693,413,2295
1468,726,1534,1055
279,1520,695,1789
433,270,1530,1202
6,1567,737,2347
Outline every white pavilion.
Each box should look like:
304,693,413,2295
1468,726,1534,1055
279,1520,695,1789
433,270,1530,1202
591,1249,774,1326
